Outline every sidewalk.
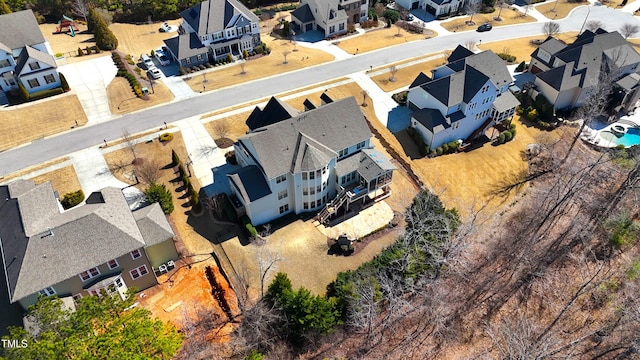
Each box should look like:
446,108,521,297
175,116,227,187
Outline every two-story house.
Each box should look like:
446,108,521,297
292,0,361,38
407,45,519,150
0,10,62,96
395,0,464,17
227,95,395,226
529,29,640,113
164,0,261,67
0,180,179,310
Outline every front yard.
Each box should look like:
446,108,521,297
337,25,436,54
441,7,536,32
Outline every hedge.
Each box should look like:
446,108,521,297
28,88,64,101
241,215,258,237
61,190,85,209
171,149,180,166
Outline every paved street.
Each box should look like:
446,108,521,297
0,5,638,177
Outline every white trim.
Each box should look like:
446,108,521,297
130,249,142,260
129,265,149,280
107,258,119,270
39,287,56,296
79,267,101,282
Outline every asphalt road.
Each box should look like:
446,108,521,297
0,5,637,177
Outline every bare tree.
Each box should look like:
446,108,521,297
257,244,283,298
389,65,398,82
72,0,89,23
542,21,560,37
282,50,291,64
494,0,507,21
135,159,161,184
620,23,640,39
212,119,230,139
523,0,533,17
465,0,481,24
464,40,477,51
204,193,226,219
585,20,603,33
121,128,139,163
240,62,246,75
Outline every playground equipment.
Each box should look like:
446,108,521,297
55,15,79,36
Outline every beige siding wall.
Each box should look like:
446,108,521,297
145,240,179,268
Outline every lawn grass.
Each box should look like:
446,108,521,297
1,94,87,152
29,165,82,199
203,112,251,142
441,7,535,32
106,77,174,115
370,55,445,92
337,25,436,54
535,0,586,19
110,21,183,58
184,34,334,93
477,32,579,65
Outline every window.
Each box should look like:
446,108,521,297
27,78,40,88
329,26,335,33
304,202,309,209
88,289,101,297
245,25,251,33
130,265,149,280
72,293,83,302
107,259,119,270
310,201,316,208
361,0,366,4
302,172,308,180
278,190,288,200
115,277,124,288
276,174,286,183
39,287,56,296
131,249,142,259
309,171,315,180
316,169,321,177
185,57,191,65
279,204,289,214
237,27,244,36
197,54,203,61
303,188,309,195
310,187,316,195
316,185,321,193
79,267,100,281
29,62,40,70
44,74,56,84
339,148,348,158
339,23,345,31
356,141,366,149
213,31,224,41
0,59,10,67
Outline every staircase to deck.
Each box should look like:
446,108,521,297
317,188,349,224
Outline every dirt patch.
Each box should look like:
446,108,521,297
1,93,87,152
106,76,174,115
29,165,81,198
338,25,435,54
441,8,536,32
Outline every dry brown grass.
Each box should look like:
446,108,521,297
203,113,251,141
371,55,445,92
184,34,334,92
106,77,174,115
0,158,69,182
478,32,579,65
536,0,585,19
29,165,82,197
441,7,535,32
338,25,435,54
110,21,183,58
1,94,87,152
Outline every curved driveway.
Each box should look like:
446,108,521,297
1,5,638,177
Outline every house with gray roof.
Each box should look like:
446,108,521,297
395,0,463,17
164,0,261,67
228,95,394,226
529,29,640,112
407,46,519,150
291,0,366,38
0,10,62,96
0,180,179,310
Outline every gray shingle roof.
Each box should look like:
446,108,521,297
616,72,640,91
409,72,431,89
14,45,57,75
421,66,488,106
0,181,156,304
132,203,175,248
443,50,513,89
0,10,46,51
181,0,258,37
335,153,361,177
292,4,315,23
227,165,272,202
291,133,337,173
492,91,520,113
448,45,474,63
246,96,299,130
239,96,371,179
357,149,396,182
163,32,208,61
412,108,449,134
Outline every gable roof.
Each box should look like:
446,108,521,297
246,96,299,130
409,72,432,89
290,133,337,173
227,165,272,202
14,45,57,75
448,45,474,63
303,0,347,25
132,204,175,248
420,65,489,106
0,181,166,304
0,10,46,51
442,50,513,90
412,108,449,134
357,149,396,182
163,32,208,61
292,4,315,23
181,0,258,36
239,96,371,179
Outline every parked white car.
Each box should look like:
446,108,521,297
154,48,170,66
147,66,162,79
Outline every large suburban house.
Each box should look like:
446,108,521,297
0,10,62,96
227,95,395,226
164,0,261,67
291,0,366,38
407,45,519,150
0,180,179,310
395,0,464,17
529,29,640,112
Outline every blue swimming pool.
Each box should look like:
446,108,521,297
600,128,640,147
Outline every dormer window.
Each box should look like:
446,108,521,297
29,62,40,70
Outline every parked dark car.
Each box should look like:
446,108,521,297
477,23,492,32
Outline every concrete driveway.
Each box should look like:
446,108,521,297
58,55,117,124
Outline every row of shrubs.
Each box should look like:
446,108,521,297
61,190,85,209
77,46,101,57
252,3,297,15
112,52,143,97
17,72,70,102
171,150,202,213
496,122,517,144
497,52,517,63
431,140,461,157
241,215,258,238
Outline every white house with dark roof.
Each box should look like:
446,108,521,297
529,29,640,112
407,46,519,150
0,10,61,96
395,0,463,17
291,0,363,38
0,180,179,310
228,96,395,226
164,0,261,67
